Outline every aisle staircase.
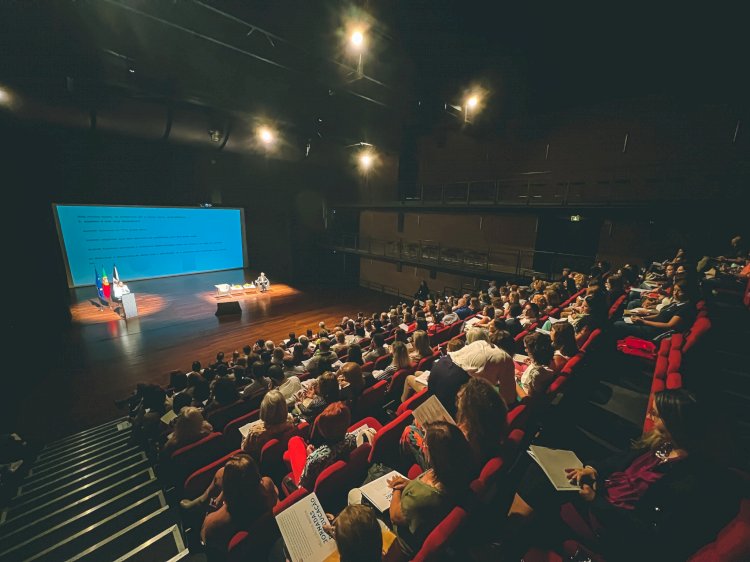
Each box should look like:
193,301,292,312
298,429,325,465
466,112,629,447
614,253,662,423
0,418,189,562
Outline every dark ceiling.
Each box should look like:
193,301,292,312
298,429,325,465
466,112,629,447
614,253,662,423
1,1,748,152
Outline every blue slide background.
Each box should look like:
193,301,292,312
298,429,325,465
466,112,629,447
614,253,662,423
55,205,246,287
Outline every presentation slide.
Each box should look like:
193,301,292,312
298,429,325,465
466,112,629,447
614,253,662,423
54,205,246,287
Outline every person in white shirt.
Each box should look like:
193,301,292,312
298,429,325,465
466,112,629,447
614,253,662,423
256,272,270,292
112,280,130,301
267,364,301,407
450,328,516,406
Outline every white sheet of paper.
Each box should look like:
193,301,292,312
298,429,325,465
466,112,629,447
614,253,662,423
399,323,410,331
629,287,649,293
536,328,551,335
349,424,371,440
623,316,634,324
413,395,455,426
238,421,256,439
527,445,583,491
360,470,405,512
160,409,177,425
276,492,337,562
415,370,430,386
548,316,567,324
513,354,529,364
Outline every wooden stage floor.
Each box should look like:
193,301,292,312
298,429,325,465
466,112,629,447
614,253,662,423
16,270,394,442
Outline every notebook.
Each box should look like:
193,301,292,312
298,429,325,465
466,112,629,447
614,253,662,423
359,470,405,512
527,445,583,491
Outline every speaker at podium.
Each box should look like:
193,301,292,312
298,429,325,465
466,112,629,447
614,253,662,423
215,301,242,316
121,292,138,318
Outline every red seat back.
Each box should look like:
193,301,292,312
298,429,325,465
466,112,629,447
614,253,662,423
386,367,415,401
313,460,350,512
223,409,260,449
397,389,429,416
208,397,262,432
373,353,392,371
227,511,280,562
260,438,289,484
169,432,228,490
412,506,469,562
683,316,712,354
417,352,440,372
182,448,242,499
689,498,750,561
368,410,414,470
352,379,388,420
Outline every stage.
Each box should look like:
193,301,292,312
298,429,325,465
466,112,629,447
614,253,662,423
14,270,394,441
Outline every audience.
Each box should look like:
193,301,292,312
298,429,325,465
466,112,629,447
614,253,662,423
516,332,555,399
241,390,296,459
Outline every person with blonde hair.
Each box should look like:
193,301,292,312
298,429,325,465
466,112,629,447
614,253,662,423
328,504,382,562
162,406,213,458
374,341,412,382
241,390,296,459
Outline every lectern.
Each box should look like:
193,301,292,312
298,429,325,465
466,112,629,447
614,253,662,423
121,292,138,318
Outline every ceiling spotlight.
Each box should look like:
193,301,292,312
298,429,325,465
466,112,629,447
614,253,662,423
358,150,375,173
257,126,275,145
351,30,364,48
466,96,479,109
0,87,10,106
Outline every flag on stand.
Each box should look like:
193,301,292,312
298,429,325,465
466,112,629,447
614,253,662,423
112,264,120,284
95,268,104,299
101,267,111,300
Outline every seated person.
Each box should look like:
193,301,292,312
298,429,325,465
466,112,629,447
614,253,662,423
363,333,388,363
502,389,741,562
204,377,240,416
613,281,695,340
191,453,278,555
295,371,340,423
326,504,383,562
453,298,472,320
241,361,271,399
346,343,364,366
550,321,579,372
305,338,338,376
255,272,270,292
408,330,433,362
519,302,540,328
389,421,476,558
267,364,302,407
373,341,412,381
161,406,213,459
338,361,366,403
241,390,296,459
294,402,357,490
402,377,508,469
331,331,349,355
516,332,555,399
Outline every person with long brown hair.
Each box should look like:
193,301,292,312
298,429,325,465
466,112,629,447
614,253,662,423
388,421,476,557
503,389,740,561
200,453,277,554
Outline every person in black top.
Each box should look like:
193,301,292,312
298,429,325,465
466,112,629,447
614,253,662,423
560,268,577,296
613,281,695,340
502,389,740,562
414,280,430,302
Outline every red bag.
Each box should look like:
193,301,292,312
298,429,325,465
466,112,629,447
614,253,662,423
617,336,657,359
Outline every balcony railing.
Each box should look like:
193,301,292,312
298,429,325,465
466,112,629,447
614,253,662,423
326,234,594,281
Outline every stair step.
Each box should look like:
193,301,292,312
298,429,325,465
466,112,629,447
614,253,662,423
40,418,127,452
0,468,155,537
32,431,132,471
116,525,187,562
24,440,139,484
2,492,166,562
0,483,163,560
69,506,175,562
37,421,126,459
10,452,147,507
18,446,143,497
1,459,151,525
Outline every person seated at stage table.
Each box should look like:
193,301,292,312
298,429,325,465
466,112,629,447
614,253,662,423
255,272,270,292
268,364,302,407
